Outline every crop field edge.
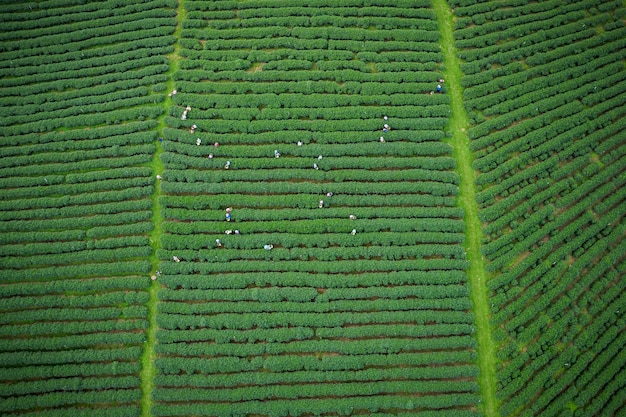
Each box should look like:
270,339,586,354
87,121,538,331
432,0,500,416
139,1,187,416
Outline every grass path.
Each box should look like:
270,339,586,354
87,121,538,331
432,1,500,416
139,1,186,416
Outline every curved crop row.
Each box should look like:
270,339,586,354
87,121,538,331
449,0,626,416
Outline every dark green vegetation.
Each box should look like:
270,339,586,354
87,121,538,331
0,1,177,416
0,0,624,417
449,0,626,416
154,1,481,415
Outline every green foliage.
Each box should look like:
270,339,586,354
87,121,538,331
0,1,175,414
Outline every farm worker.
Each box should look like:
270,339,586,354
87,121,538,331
196,138,201,146
384,124,389,129
313,163,319,170
226,207,232,213
326,192,333,197
186,105,191,112
318,155,323,160
351,229,357,235
181,113,187,120
439,79,444,83
436,84,442,93
225,213,231,221
234,230,240,235
159,137,163,142
383,115,388,121
151,275,157,281
156,174,162,180
319,200,324,208
214,142,219,147
173,256,180,262
274,150,280,158
225,230,232,235
155,270,161,276
383,127,387,133
380,136,385,143
264,244,274,250
216,239,222,247
349,214,356,220
208,153,213,159
297,141,303,146
225,160,231,169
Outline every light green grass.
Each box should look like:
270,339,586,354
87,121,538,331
139,2,186,416
432,0,500,416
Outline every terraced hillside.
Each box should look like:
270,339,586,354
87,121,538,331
449,0,626,416
0,1,176,416
0,0,624,417
153,1,481,415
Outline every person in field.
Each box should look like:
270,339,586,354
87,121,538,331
225,212,231,221
380,136,385,143
313,163,319,170
437,84,442,93
349,214,356,220
196,138,201,146
264,244,273,250
173,256,180,262
216,239,222,247
274,150,280,158
319,200,324,208
225,160,231,169
225,230,232,235
351,229,357,235
156,174,162,180
326,192,333,197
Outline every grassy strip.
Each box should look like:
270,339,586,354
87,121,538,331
139,2,186,416
432,0,500,416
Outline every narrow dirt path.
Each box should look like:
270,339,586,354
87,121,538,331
432,0,500,416
139,1,186,416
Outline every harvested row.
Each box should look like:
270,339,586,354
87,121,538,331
154,1,480,416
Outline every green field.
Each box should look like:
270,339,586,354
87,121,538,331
0,1,624,416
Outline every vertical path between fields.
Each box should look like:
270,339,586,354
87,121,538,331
432,1,499,416
140,1,186,416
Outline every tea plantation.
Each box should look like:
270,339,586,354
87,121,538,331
0,1,623,417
